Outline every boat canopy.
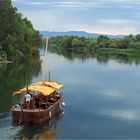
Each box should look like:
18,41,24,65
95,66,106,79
12,81,63,96
32,81,64,90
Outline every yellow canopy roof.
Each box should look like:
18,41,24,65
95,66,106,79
13,81,64,96
32,81,64,90
13,85,56,96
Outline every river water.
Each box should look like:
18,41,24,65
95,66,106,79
0,51,140,139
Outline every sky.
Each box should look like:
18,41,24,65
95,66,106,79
12,0,140,35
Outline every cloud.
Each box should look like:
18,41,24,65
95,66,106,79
12,0,140,9
22,10,59,30
100,109,140,121
91,19,137,35
135,12,140,18
85,26,136,35
103,90,125,98
12,1,104,8
99,19,128,25
28,2,45,5
12,0,140,34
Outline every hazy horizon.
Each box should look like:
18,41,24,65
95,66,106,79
12,0,140,35
40,30,127,36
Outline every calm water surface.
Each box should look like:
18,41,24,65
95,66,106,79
0,52,140,139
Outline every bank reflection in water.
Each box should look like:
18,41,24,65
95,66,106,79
49,47,140,65
13,111,64,140
0,55,41,114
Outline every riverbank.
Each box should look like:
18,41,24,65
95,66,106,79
48,35,140,55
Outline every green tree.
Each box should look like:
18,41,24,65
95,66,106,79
135,34,140,41
0,0,42,61
97,35,110,48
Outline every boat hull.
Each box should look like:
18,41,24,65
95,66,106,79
11,99,62,123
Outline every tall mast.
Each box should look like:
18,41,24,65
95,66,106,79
42,38,48,81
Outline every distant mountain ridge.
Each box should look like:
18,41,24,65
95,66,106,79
41,31,125,38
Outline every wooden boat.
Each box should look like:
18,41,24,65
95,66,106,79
12,110,64,139
11,38,64,123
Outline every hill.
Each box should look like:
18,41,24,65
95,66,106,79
41,31,124,38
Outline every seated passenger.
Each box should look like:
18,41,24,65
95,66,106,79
35,101,40,108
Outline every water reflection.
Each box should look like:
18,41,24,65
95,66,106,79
13,111,64,140
49,47,140,65
1,48,140,139
100,109,140,121
0,55,41,113
45,51,140,139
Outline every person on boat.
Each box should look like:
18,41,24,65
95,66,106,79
49,93,57,103
14,102,21,109
25,92,31,109
35,96,40,108
30,93,34,109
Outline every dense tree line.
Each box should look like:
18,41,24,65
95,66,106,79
0,0,42,61
49,34,140,53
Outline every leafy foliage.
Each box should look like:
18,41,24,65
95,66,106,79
0,0,42,61
49,34,140,53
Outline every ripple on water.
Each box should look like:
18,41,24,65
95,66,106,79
0,115,22,139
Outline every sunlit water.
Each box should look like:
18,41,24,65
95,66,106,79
0,52,140,139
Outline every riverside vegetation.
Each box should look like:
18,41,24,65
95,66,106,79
48,35,140,64
49,35,140,54
0,0,42,62
1,0,140,63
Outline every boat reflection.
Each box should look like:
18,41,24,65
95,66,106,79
12,110,64,140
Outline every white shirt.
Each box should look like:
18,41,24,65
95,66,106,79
25,94,31,102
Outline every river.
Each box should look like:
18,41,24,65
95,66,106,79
0,51,140,139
